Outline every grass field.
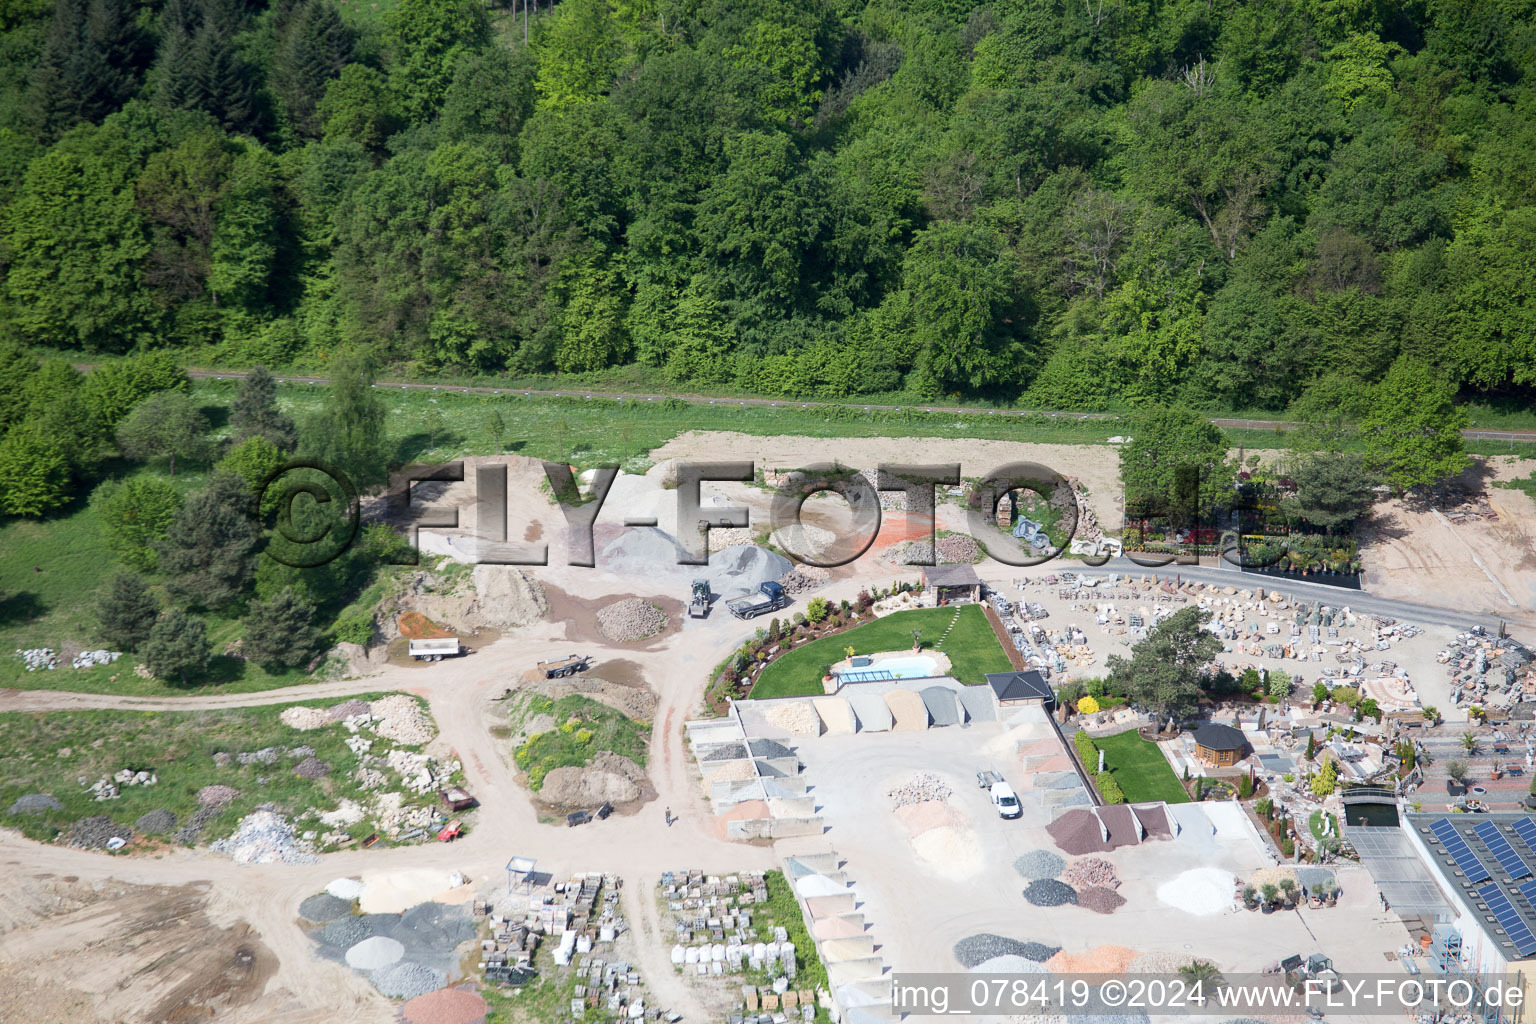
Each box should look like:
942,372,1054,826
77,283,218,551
0,693,436,846
511,694,651,790
750,605,1013,699
1095,729,1190,804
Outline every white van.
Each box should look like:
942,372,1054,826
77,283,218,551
990,780,1021,819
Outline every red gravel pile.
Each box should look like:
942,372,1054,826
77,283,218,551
402,986,486,1024
1063,857,1120,890
1076,886,1127,914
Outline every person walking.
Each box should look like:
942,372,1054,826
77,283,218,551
665,806,672,826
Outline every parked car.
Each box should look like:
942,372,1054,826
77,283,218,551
990,780,1022,819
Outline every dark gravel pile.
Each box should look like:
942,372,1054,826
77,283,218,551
370,961,446,999
8,793,62,814
300,893,355,923
392,903,478,971
748,738,794,759
294,756,331,779
701,741,748,761
173,805,223,844
134,809,177,834
953,934,1060,968
1023,879,1079,907
62,816,132,849
1013,850,1064,880
320,913,401,950
1076,886,1127,914
330,699,372,720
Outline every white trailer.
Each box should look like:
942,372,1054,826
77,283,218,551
409,637,462,662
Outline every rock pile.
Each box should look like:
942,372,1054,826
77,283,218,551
280,706,332,731
198,784,240,807
294,756,331,780
778,566,831,595
15,648,59,671
173,805,224,844
1063,858,1120,890
936,534,981,563
71,649,121,669
329,699,372,721
210,810,318,864
61,816,132,849
596,598,667,642
1022,879,1079,907
888,772,952,808
372,695,436,745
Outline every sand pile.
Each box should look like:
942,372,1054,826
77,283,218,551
470,566,547,627
280,706,331,731
539,755,644,807
1046,946,1139,974
812,697,856,734
372,695,435,745
1157,868,1236,916
596,598,667,642
895,800,967,834
885,689,929,730
912,826,983,880
763,701,822,735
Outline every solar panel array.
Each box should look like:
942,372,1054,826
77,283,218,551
1512,817,1536,860
1477,882,1536,957
1432,818,1493,884
1518,879,1536,906
1475,820,1535,881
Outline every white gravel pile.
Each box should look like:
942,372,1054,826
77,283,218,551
326,877,366,900
888,772,953,808
15,648,58,671
971,955,1049,974
371,696,435,745
1157,868,1236,916
71,649,120,669
596,598,667,642
370,961,446,999
345,935,405,969
280,706,331,731
771,524,837,560
210,811,319,865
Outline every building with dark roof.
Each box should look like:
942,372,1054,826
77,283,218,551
1190,722,1247,766
1400,812,1536,991
921,564,980,604
985,670,1054,710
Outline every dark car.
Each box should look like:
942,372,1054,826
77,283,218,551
566,810,591,827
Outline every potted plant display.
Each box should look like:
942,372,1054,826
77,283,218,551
1242,885,1259,911
1260,883,1279,913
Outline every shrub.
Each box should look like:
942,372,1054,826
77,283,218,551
1312,681,1330,703
1097,772,1125,804
1239,774,1252,798
1255,797,1274,819
806,597,829,622
1074,729,1098,767
576,729,594,743
1078,695,1101,714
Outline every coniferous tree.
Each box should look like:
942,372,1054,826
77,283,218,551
191,18,255,131
156,472,260,610
231,365,298,450
241,588,322,670
97,571,160,651
273,0,354,137
142,607,211,684
299,348,387,487
25,0,148,140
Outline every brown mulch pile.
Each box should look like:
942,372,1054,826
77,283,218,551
1076,886,1127,914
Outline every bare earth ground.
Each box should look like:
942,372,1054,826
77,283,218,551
1,433,1533,1022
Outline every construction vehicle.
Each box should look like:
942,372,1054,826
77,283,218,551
688,579,712,619
537,654,592,678
409,637,463,661
1274,954,1340,992
726,580,790,620
437,820,463,842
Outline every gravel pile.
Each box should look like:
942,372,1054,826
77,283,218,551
329,699,372,721
293,756,331,779
1022,879,1079,907
280,706,331,730
61,816,132,849
395,902,478,968
235,747,280,765
953,935,1060,968
748,738,794,759
372,695,435,745
596,598,667,642
210,810,318,864
288,745,315,760
1076,887,1127,915
1013,850,1065,880
970,955,1048,974
888,772,952,808
173,805,223,844
936,534,981,563
8,793,62,814
779,565,831,594
326,877,366,901
402,986,488,1024
198,784,240,806
320,914,400,949
299,893,355,923
700,741,748,762
370,961,446,999
346,935,405,970
134,809,177,834
1063,858,1120,890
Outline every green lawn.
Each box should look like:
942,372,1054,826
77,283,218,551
511,694,651,790
0,693,437,846
1309,809,1342,851
750,605,1013,699
1096,729,1190,804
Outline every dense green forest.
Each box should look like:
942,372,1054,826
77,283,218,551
1,0,1534,410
